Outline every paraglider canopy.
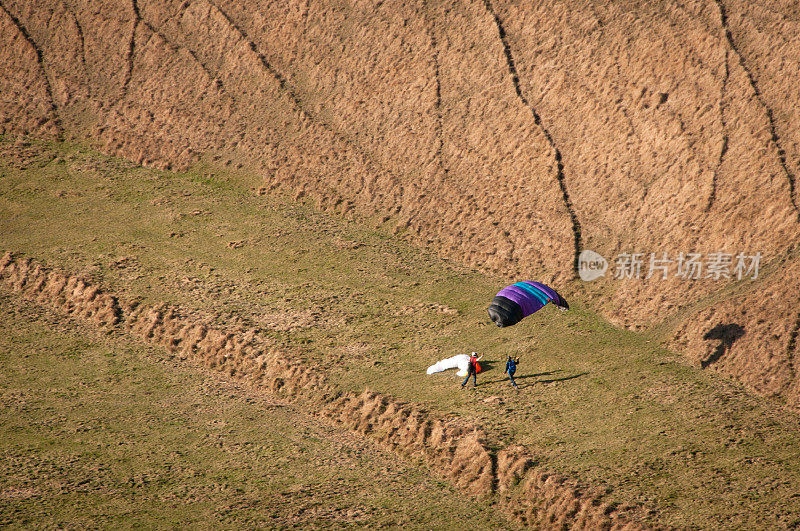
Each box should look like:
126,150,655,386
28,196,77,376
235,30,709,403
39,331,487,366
427,353,476,377
487,281,568,327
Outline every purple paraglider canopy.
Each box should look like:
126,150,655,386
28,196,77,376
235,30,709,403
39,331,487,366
488,281,568,327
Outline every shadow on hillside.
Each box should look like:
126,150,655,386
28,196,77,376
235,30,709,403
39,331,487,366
701,323,745,369
481,370,588,388
478,360,497,373
481,370,558,385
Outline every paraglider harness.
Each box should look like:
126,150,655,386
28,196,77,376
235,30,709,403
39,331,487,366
461,353,481,388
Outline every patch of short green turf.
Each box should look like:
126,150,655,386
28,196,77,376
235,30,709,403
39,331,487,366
3,137,800,528
0,293,514,529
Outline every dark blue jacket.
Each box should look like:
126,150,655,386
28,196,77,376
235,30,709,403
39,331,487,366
505,358,517,376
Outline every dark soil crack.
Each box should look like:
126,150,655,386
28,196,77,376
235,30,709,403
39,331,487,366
203,0,399,212
707,46,729,212
0,0,64,139
204,0,306,122
119,0,141,103
59,0,88,94
163,0,191,27
480,0,583,275
422,0,446,176
715,0,799,220
785,313,800,389
136,11,226,96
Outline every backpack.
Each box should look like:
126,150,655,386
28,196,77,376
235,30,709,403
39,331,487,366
468,356,481,375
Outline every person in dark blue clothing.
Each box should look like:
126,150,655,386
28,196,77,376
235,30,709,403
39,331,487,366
504,355,520,388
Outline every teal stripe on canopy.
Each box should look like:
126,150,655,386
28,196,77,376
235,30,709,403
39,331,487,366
513,282,550,306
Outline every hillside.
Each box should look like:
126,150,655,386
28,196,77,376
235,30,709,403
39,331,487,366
0,291,513,529
2,0,798,405
2,0,800,527
3,141,800,527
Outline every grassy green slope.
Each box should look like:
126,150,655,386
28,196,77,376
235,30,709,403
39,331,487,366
2,138,800,528
0,293,513,529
